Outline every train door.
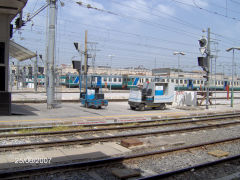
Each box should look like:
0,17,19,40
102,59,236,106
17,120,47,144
133,77,139,86
96,76,102,87
187,79,193,90
122,75,128,89
224,81,228,90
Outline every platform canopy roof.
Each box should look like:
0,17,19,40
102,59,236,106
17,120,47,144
0,0,28,20
9,40,37,61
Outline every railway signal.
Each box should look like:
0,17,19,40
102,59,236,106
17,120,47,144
198,28,211,109
199,36,207,55
198,36,208,72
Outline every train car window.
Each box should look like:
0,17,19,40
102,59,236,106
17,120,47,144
234,82,236,86
109,78,112,82
114,78,117,82
197,80,200,84
167,79,169,82
193,80,196,84
119,78,122,82
104,77,107,82
184,80,187,84
180,80,183,84
146,78,149,82
176,79,178,83
201,80,203,84
171,79,174,83
221,81,223,85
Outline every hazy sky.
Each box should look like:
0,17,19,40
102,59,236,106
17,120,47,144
13,0,240,74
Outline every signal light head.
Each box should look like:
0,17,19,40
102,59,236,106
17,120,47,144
198,38,207,48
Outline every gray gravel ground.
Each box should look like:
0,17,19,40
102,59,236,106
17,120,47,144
153,156,240,180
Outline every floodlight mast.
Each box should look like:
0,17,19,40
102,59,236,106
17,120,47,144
173,52,185,92
226,47,240,107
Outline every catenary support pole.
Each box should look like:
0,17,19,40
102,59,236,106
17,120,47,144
231,49,234,107
206,28,211,110
34,53,38,92
47,0,57,109
84,30,88,95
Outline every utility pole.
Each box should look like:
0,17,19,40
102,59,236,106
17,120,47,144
17,61,19,90
45,1,49,93
154,57,156,81
84,30,88,93
34,53,38,92
47,0,57,109
206,28,211,109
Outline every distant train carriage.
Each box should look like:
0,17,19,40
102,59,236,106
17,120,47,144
65,73,79,88
63,73,240,91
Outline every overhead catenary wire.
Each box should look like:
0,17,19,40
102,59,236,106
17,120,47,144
74,1,200,38
171,0,240,22
109,0,203,31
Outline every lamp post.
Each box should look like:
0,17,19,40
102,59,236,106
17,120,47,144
108,54,114,92
226,47,240,107
173,52,185,91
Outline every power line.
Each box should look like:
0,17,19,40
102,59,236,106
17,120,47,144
172,0,240,22
22,15,198,47
110,0,202,31
75,1,200,38
230,0,240,6
192,0,240,16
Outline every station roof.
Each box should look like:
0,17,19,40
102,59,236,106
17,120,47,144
0,0,28,20
9,40,37,61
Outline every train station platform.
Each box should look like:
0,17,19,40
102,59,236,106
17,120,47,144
0,102,239,128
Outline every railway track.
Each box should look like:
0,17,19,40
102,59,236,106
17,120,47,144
1,136,240,179
139,154,240,180
1,111,240,133
0,113,240,151
2,111,240,132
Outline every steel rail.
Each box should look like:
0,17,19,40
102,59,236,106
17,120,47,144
1,111,240,132
1,136,240,179
0,120,240,151
1,113,240,138
138,154,240,179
